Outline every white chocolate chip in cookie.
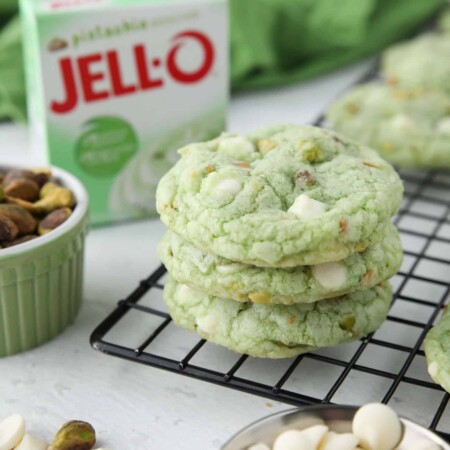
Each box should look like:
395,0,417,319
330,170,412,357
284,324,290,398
196,315,217,335
428,361,438,378
320,431,359,450
352,403,402,450
219,137,255,156
15,434,48,450
311,262,348,290
288,194,326,220
216,263,247,274
216,179,242,195
273,430,314,450
0,414,26,450
177,284,193,297
437,117,450,134
390,113,415,130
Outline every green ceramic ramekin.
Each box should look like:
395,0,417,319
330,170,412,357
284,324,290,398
0,166,89,357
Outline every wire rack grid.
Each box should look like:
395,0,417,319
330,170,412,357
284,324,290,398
91,69,450,441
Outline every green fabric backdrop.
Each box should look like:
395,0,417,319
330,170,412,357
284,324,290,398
0,0,445,122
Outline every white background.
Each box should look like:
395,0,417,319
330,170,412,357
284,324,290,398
0,60,381,449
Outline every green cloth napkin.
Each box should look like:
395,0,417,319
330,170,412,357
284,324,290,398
0,0,445,122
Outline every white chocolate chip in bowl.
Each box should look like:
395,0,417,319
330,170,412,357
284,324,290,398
287,194,326,220
320,431,360,450
216,179,242,196
352,403,402,450
311,262,348,290
14,434,47,450
300,424,329,447
273,429,315,450
0,414,26,450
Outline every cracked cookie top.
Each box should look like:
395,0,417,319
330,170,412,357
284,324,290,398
156,124,403,267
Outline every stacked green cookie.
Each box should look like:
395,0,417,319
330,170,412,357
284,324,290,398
156,125,404,358
326,18,450,168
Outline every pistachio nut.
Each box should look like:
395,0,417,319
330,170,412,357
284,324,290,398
49,420,96,450
5,196,36,213
0,215,19,242
4,178,40,202
34,188,75,213
0,204,36,235
38,207,72,235
39,181,60,199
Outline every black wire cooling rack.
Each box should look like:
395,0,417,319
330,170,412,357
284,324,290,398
91,65,450,440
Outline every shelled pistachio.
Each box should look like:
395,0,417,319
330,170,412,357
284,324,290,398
0,166,77,249
48,420,96,450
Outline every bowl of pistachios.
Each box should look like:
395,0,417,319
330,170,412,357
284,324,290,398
0,165,89,357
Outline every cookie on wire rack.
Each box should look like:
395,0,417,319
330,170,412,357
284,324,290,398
326,81,450,168
158,223,402,305
164,276,392,359
156,124,403,267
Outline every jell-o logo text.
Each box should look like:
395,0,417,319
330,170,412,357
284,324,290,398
50,30,215,114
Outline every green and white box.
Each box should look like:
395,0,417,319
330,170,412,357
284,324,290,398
20,0,228,224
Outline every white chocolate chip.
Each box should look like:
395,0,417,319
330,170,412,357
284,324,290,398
14,434,47,450
320,431,359,450
177,284,193,297
311,262,348,290
407,439,442,450
196,315,217,334
0,414,26,450
437,117,450,134
219,137,255,155
390,113,415,130
288,194,326,220
216,179,242,195
273,430,314,450
428,361,438,378
352,403,402,450
301,424,329,447
216,263,247,274
247,444,271,450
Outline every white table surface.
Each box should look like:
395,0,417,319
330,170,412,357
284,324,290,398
0,60,374,449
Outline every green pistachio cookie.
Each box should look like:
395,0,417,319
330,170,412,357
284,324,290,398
382,33,450,94
424,306,450,393
156,125,403,267
164,277,392,359
158,223,402,305
326,82,450,167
